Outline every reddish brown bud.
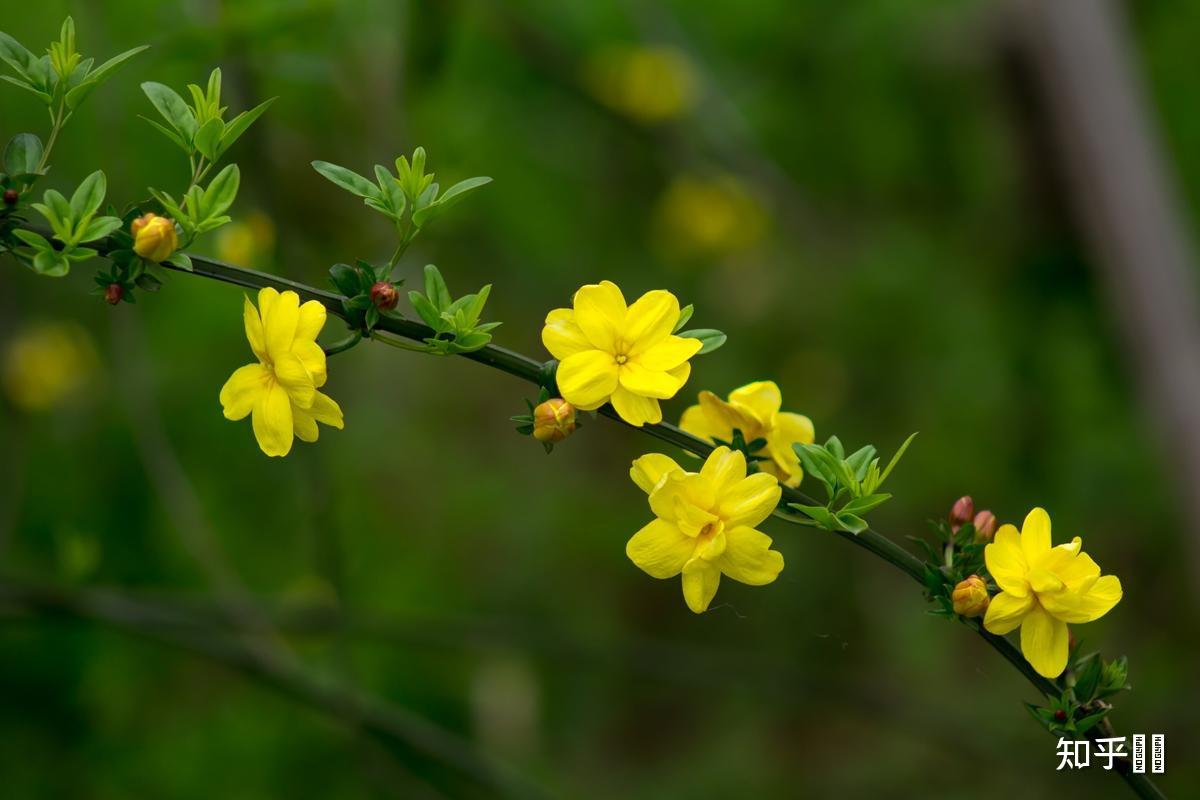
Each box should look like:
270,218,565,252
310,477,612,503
972,510,997,543
949,495,974,532
370,281,399,311
104,283,124,305
3,189,18,206
1054,709,1067,722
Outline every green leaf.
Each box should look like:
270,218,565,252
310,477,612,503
1075,711,1109,734
164,251,192,271
673,303,694,332
845,445,877,479
32,249,70,277
12,229,53,251
836,512,869,534
147,188,186,221
423,264,451,310
216,97,275,159
0,75,52,104
44,190,72,230
201,164,240,218
840,493,892,517
408,292,443,330
139,115,189,152
78,215,122,243
373,164,405,218
0,31,40,81
4,133,43,176
329,264,360,297
880,432,919,484
69,170,106,220
142,81,198,143
311,161,380,199
678,328,727,355
64,44,148,109
193,117,224,161
411,175,491,227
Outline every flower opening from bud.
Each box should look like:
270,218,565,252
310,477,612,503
949,495,974,532
973,509,997,543
370,281,399,311
131,213,179,262
951,574,990,617
532,398,576,443
104,284,124,305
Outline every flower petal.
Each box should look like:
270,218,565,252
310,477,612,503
572,281,626,352
715,526,783,586
775,411,815,447
542,308,591,360
556,350,619,410
307,390,344,429
626,518,695,578
728,381,782,426
631,453,685,494
699,390,761,438
700,446,746,492
985,524,1029,597
1039,575,1122,624
649,474,715,534
295,299,327,342
292,339,327,388
718,473,781,529
610,385,662,426
635,335,702,371
220,363,269,421
618,362,685,399
243,295,267,361
262,289,300,361
1057,551,1102,593
1020,604,1070,678
679,402,725,442
1021,507,1053,563
292,405,320,442
273,351,316,409
681,557,721,613
982,590,1034,635
624,290,679,355
251,379,294,457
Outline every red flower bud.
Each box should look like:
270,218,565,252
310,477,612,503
949,495,974,532
104,283,124,305
3,189,18,206
972,510,997,543
1054,709,1067,722
370,281,399,311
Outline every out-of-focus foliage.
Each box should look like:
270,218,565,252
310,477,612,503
0,1,1197,798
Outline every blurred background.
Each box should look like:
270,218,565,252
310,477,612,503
1,0,1197,797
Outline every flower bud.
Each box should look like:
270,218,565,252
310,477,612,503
370,281,399,311
104,283,124,305
131,213,179,262
532,398,576,443
972,510,997,543
3,189,18,206
949,495,974,532
951,574,989,617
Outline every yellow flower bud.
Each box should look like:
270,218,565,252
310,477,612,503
532,398,576,443
951,574,990,618
131,213,179,262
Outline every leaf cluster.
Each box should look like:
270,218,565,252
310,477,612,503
788,433,916,534
11,171,120,276
918,518,990,618
408,265,500,355
148,164,240,244
1026,650,1130,737
141,69,274,167
330,260,403,331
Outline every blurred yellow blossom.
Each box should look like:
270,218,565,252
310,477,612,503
3,322,96,412
680,381,813,487
654,174,767,259
983,508,1122,678
584,44,697,123
628,446,783,612
219,288,343,457
542,280,701,426
215,210,276,266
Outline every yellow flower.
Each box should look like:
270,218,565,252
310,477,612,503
542,281,701,427
627,446,783,613
219,288,343,457
654,174,767,259
532,398,576,444
982,508,1122,678
130,213,179,262
583,45,697,124
3,322,96,412
679,381,814,487
951,575,990,618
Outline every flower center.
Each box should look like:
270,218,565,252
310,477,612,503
615,354,628,365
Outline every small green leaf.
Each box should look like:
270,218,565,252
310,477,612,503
69,170,106,220
64,44,148,109
840,493,892,517
32,249,70,277
217,97,275,159
329,264,360,297
12,229,52,251
880,432,919,484
142,81,198,143
678,328,726,355
411,175,491,227
311,160,380,199
423,264,451,310
78,215,122,243
408,292,442,330
194,117,224,161
163,251,192,271
4,133,43,176
836,512,869,535
201,164,240,218
788,503,837,530
139,115,189,152
673,303,694,332
0,75,52,104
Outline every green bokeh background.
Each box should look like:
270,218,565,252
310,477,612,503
1,1,1196,797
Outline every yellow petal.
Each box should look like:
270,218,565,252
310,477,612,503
775,411,815,446
292,339,327,388
1021,507,1053,562
648,474,715,533
542,308,592,360
263,289,300,361
982,590,1034,635
634,335,701,371
1020,604,1070,678
257,287,279,326
610,385,662,426
618,362,685,399
1028,567,1065,595
292,405,320,442
984,524,1029,597
623,290,679,355
715,526,783,585
1057,551,1102,593
700,446,746,492
295,299,327,342
718,472,781,529
251,379,294,457
626,518,695,578
1039,575,1122,623
631,453,685,494
697,527,727,561
219,363,269,421
1036,536,1083,574
699,390,761,439
243,295,267,361
679,402,724,442
556,350,619,410
572,281,626,352
681,557,721,613
273,351,316,409
728,381,781,426
307,390,344,429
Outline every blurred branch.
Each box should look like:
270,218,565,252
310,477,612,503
6,228,1166,798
